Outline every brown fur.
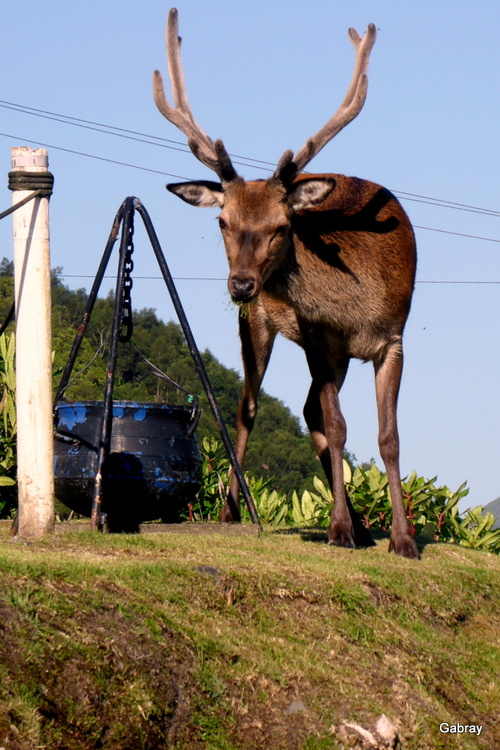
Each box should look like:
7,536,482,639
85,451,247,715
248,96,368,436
250,174,416,361
173,171,420,559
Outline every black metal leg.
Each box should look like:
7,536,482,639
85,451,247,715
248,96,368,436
54,197,262,531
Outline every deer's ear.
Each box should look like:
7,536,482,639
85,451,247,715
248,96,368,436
288,178,336,212
167,181,225,208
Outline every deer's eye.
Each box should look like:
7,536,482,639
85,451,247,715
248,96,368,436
272,226,287,240
218,217,227,230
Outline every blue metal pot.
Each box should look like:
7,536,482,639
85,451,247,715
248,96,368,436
53,401,202,529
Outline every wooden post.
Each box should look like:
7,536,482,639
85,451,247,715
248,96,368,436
10,147,55,539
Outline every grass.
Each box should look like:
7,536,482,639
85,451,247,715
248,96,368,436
0,523,498,749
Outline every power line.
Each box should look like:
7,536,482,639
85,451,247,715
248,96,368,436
0,127,498,248
2,99,500,215
0,100,190,151
0,100,273,173
0,100,189,148
0,271,495,287
0,105,499,246
392,194,500,218
56,273,500,285
0,131,188,180
0,99,278,170
413,225,500,244
61,274,227,281
416,280,500,285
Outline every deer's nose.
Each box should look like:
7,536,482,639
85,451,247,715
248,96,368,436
229,276,257,302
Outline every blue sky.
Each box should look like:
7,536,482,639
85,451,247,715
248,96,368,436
0,0,499,511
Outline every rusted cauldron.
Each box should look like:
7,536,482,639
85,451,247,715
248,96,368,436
54,401,202,529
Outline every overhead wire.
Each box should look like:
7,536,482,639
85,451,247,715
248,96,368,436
0,100,273,173
55,274,500,285
0,100,498,284
412,225,500,244
1,126,498,251
2,99,500,215
389,190,500,218
0,130,188,180
0,100,277,167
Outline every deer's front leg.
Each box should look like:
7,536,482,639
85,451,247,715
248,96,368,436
319,381,355,548
220,307,276,522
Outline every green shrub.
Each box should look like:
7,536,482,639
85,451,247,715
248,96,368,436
0,333,17,516
185,436,287,524
194,439,500,554
187,436,229,521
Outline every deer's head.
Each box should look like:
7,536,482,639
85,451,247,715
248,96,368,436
153,8,376,303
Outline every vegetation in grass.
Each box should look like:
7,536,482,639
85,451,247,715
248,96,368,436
192,439,500,554
0,331,17,516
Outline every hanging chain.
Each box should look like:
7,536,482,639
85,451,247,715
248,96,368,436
119,217,134,343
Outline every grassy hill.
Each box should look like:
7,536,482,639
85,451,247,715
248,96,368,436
0,523,498,749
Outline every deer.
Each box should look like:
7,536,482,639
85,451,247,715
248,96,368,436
153,8,419,559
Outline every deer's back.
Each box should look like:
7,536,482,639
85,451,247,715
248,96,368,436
261,173,417,361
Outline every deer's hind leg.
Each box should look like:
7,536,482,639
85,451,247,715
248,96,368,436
374,340,420,559
303,351,373,548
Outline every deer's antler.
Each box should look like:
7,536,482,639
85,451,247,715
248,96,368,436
278,23,377,179
154,10,376,186
153,8,238,183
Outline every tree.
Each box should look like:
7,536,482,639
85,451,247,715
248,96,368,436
0,262,330,498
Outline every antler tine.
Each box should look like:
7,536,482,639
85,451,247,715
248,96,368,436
153,8,238,181
343,24,377,110
289,23,377,175
165,9,208,137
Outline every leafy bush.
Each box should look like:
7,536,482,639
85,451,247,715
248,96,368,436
185,436,285,523
193,439,500,554
0,333,17,516
446,505,500,552
187,436,229,521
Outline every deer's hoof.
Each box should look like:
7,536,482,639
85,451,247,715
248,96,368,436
328,520,356,549
388,534,421,559
352,523,376,548
219,503,241,523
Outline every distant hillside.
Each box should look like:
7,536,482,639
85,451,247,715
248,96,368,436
484,497,500,528
0,259,322,497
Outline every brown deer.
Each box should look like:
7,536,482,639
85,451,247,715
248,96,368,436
153,8,419,558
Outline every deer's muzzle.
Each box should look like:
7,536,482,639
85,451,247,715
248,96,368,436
229,276,258,303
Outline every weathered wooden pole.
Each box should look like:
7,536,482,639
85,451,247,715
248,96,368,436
9,147,55,539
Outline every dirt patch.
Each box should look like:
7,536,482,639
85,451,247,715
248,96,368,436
0,578,196,750
0,573,333,750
